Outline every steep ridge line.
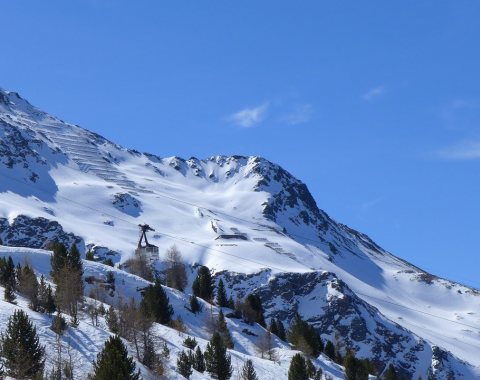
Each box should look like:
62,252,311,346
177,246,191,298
1,169,480,335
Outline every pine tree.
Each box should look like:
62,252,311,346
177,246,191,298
288,313,323,357
269,318,279,336
183,336,198,350
192,265,214,302
44,284,56,314
177,350,193,379
105,305,119,334
242,294,266,327
68,244,83,275
142,336,156,370
193,346,205,373
204,332,233,380
50,243,83,283
227,295,235,310
288,353,309,380
86,250,95,261
0,256,16,288
38,275,56,314
38,275,48,310
50,243,68,283
217,309,234,349
241,359,258,380
385,364,397,380
3,282,16,303
140,280,174,325
344,350,358,380
189,294,202,314
1,309,45,379
306,358,316,378
324,340,336,360
276,318,286,341
216,279,228,307
91,335,140,380
51,314,67,335
313,368,323,380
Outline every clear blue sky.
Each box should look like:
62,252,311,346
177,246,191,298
2,1,480,286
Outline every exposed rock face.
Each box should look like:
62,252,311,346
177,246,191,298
0,215,84,251
218,269,472,379
112,193,142,217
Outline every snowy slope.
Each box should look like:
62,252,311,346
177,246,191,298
0,246,345,380
0,88,479,378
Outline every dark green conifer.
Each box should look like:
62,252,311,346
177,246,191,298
44,283,56,314
140,280,173,325
51,314,67,335
204,332,233,380
3,282,16,304
189,294,202,314
50,243,68,283
177,350,193,379
68,244,83,274
288,313,323,357
192,265,214,302
276,318,286,341
269,318,279,336
216,279,228,307
91,335,139,380
105,305,119,334
142,336,156,370
324,340,336,360
86,250,95,261
384,364,397,380
306,358,316,378
344,350,358,380
241,359,258,380
1,309,45,379
217,309,234,349
193,346,205,373
287,353,309,380
0,256,16,288
183,336,198,350
244,294,266,327
227,295,235,310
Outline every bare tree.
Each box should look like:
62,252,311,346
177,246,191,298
165,245,187,291
117,297,153,362
17,264,39,310
55,266,83,326
257,330,277,361
124,255,154,281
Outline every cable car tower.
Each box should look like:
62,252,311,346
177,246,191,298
135,224,159,263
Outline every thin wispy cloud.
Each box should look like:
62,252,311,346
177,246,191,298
227,103,269,128
281,103,313,125
360,196,384,212
439,98,480,129
436,140,480,160
362,85,386,101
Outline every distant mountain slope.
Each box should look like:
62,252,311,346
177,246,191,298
0,88,479,378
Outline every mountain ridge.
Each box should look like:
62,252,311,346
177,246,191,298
1,87,479,379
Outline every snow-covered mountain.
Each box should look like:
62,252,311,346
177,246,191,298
0,88,479,379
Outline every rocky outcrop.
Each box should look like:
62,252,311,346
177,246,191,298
0,215,84,251
218,269,475,379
